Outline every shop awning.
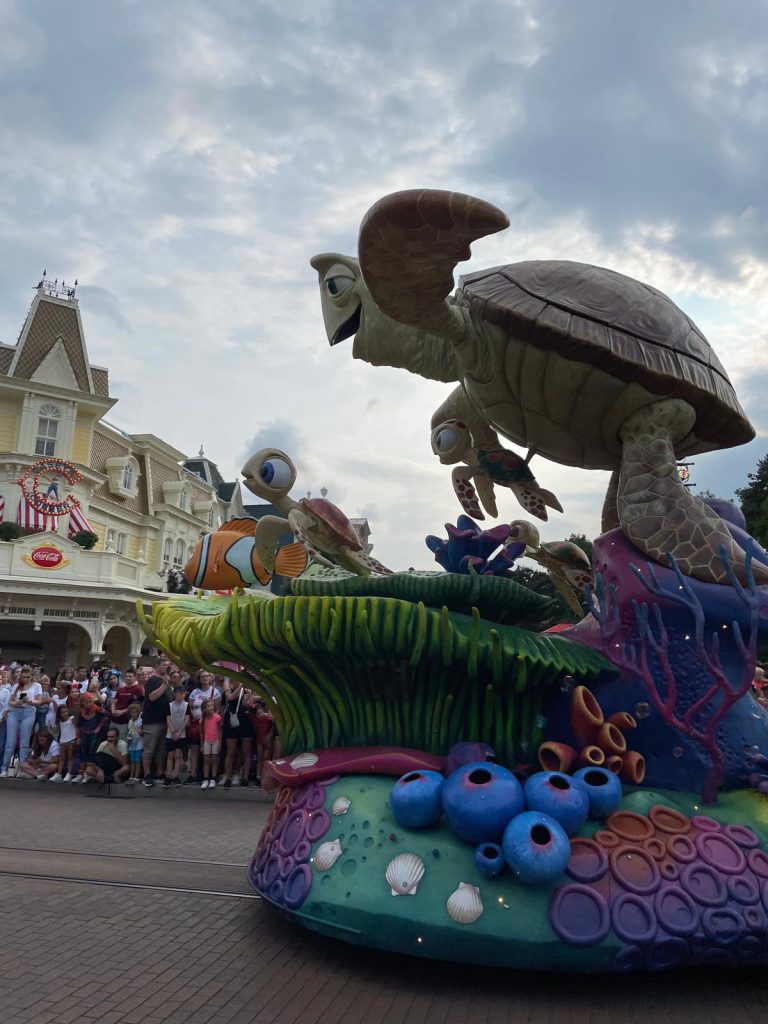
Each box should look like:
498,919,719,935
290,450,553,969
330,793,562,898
17,493,58,533
68,505,94,538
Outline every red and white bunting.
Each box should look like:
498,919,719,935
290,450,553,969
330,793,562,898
0,494,4,524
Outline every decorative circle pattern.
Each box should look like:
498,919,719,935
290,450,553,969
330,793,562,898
547,803,768,970
249,780,333,910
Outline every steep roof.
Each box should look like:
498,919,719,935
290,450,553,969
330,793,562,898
10,292,93,393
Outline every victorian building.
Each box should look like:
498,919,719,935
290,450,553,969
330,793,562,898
0,277,242,670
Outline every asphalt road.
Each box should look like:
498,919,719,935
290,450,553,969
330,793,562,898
1,788,767,1024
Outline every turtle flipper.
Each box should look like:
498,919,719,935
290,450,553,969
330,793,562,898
253,515,289,574
508,483,563,522
451,467,484,520
548,570,586,616
335,548,393,576
472,471,498,518
358,190,509,333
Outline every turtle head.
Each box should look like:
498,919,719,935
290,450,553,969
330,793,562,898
431,420,473,466
310,253,367,349
241,448,297,503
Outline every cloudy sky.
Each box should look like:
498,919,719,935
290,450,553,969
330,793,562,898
2,0,768,570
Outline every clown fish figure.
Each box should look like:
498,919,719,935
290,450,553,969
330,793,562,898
184,517,308,590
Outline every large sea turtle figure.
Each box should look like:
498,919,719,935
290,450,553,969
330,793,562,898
241,448,392,576
311,189,766,586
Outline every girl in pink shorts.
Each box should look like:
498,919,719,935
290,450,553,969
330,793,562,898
201,700,222,790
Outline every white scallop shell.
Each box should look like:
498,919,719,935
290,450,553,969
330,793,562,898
331,796,351,816
290,752,319,770
446,882,483,924
385,852,425,896
313,840,343,872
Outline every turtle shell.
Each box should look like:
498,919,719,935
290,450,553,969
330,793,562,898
302,498,361,551
459,260,753,453
476,447,535,483
541,541,591,568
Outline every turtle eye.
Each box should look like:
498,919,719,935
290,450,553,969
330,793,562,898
435,427,459,452
325,275,355,297
258,457,293,489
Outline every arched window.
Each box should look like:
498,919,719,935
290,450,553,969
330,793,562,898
35,404,60,457
174,539,185,566
106,529,116,551
187,543,195,562
116,532,127,555
163,538,172,566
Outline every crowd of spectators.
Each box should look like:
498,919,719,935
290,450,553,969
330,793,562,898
0,658,278,790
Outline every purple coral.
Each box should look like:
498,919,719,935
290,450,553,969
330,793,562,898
426,515,525,577
248,778,336,909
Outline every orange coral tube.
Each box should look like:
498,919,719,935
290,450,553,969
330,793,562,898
604,755,624,775
538,742,578,773
596,722,628,756
621,751,646,784
608,711,637,731
577,745,605,768
570,686,604,747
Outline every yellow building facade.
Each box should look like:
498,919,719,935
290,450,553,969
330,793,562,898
0,278,242,671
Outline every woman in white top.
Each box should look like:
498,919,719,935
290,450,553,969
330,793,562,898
1,667,43,776
19,728,60,780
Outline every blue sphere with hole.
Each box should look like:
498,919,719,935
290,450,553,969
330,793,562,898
502,811,571,885
442,762,524,843
475,842,505,878
523,770,589,836
572,766,623,819
390,770,445,828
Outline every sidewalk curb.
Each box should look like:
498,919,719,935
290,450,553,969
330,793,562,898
0,777,274,803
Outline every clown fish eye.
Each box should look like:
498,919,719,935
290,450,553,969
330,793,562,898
435,427,459,452
325,275,355,297
258,457,293,488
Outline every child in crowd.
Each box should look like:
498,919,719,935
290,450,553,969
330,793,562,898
49,705,77,781
252,699,275,787
200,700,222,790
74,694,109,783
125,701,144,784
46,678,70,736
19,728,60,780
164,686,189,788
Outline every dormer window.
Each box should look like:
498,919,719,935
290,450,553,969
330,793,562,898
105,455,140,499
35,405,60,457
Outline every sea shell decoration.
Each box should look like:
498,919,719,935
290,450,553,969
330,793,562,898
385,852,425,896
331,796,351,816
446,882,483,924
290,752,319,770
313,839,343,872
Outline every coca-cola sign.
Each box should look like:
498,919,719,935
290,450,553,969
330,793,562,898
24,545,69,570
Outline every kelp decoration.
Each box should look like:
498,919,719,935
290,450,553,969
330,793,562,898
138,576,615,765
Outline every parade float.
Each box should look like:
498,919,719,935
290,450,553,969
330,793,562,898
140,189,768,972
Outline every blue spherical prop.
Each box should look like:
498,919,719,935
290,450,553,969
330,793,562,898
502,811,571,885
475,842,505,878
572,766,623,819
390,770,444,828
442,762,524,843
523,771,589,836
444,741,497,776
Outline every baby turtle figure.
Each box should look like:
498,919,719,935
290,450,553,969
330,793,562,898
241,448,391,576
507,520,593,615
312,188,767,587
431,416,562,522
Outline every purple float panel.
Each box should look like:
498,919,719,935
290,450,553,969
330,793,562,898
654,884,699,936
691,815,722,833
666,834,697,864
283,865,313,909
747,848,768,879
566,839,609,884
611,893,657,946
306,809,331,843
549,884,611,946
723,824,760,849
609,846,661,896
694,832,746,874
726,873,760,905
701,907,745,946
680,863,727,907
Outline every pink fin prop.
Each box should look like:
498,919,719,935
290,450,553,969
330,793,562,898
263,746,446,791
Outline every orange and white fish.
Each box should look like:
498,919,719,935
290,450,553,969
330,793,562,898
184,517,308,590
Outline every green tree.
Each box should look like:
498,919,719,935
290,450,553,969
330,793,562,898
735,454,768,547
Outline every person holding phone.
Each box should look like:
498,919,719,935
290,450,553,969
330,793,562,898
0,666,43,777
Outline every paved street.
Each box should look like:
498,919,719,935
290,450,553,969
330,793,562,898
1,788,767,1024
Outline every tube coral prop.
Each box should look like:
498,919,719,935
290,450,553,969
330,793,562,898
621,751,646,784
595,722,627,756
578,745,605,767
604,755,624,775
537,742,578,773
607,711,637,731
570,686,604,747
